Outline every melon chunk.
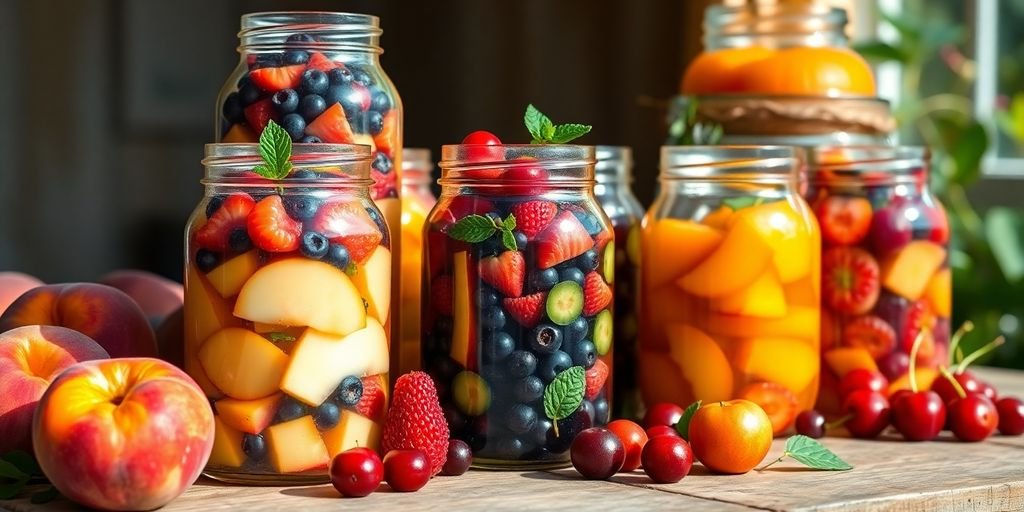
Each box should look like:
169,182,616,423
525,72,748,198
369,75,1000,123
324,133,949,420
735,337,818,394
215,393,282,435
207,250,260,298
823,347,878,378
199,327,288,400
280,319,389,407
209,416,246,468
450,251,477,370
234,258,366,337
712,271,787,318
351,246,392,323
678,216,774,297
644,219,724,289
264,416,330,473
184,263,236,398
880,241,946,301
321,410,382,458
666,324,733,403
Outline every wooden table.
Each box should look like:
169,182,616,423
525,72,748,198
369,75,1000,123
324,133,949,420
4,367,1024,511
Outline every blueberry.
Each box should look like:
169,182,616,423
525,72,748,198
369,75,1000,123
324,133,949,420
222,93,244,124
478,286,500,308
558,267,585,287
237,75,252,89
286,33,316,43
299,135,322,143
514,376,544,404
324,243,351,270
271,89,299,114
275,397,307,422
350,67,374,86
284,195,321,220
281,113,306,141
370,88,392,112
366,111,384,135
323,85,347,108
313,402,341,431
300,231,329,259
481,306,506,330
538,350,573,382
482,330,515,363
592,395,610,425
229,228,252,253
289,169,318,180
283,49,309,65
195,249,220,273
242,434,267,461
328,67,353,85
563,317,589,344
579,400,596,423
479,237,502,258
569,340,597,369
299,94,327,121
494,437,526,459
254,53,283,68
529,268,559,292
573,211,602,236
530,418,553,447
506,350,537,379
372,152,393,174
576,249,599,272
239,82,262,106
333,375,363,406
507,404,538,435
205,195,225,217
529,323,562,354
300,69,329,96
337,84,368,117
514,232,528,250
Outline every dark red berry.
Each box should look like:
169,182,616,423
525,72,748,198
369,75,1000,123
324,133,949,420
842,390,890,439
838,368,889,399
441,439,473,476
641,435,693,484
996,397,1024,436
949,394,999,442
890,390,946,441
570,428,625,480
643,403,684,429
795,410,826,439
329,447,383,498
645,425,680,440
383,449,430,492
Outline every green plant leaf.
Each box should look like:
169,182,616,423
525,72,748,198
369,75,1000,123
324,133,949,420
524,105,590,144
549,124,593,144
1,452,39,477
524,104,552,143
447,214,498,243
254,120,294,180
722,197,761,211
0,459,28,481
783,435,853,471
501,230,517,252
853,41,909,64
543,366,585,426
675,400,702,441
502,214,517,232
985,207,1024,283
948,121,988,185
30,486,59,504
879,10,922,44
0,482,24,500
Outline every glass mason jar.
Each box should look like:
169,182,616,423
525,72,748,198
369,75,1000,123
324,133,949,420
185,144,390,484
593,146,645,420
639,146,821,434
398,148,438,375
807,146,950,414
422,145,614,469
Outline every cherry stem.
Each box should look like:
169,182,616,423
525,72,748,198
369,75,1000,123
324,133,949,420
939,366,968,400
826,414,853,430
956,336,1006,374
908,330,927,393
756,453,789,472
948,321,974,367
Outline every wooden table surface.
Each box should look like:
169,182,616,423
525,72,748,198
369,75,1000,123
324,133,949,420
4,367,1024,512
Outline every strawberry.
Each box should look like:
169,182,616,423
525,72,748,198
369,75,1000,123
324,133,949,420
381,371,450,476
354,374,388,423
841,315,897,360
503,292,545,328
479,251,525,298
373,111,399,154
243,98,276,134
822,246,880,315
510,200,557,239
585,359,609,400
440,196,495,227
369,168,396,201
582,271,612,316
309,200,383,264
815,195,874,246
306,52,337,72
534,210,594,269
305,103,354,143
195,193,255,251
248,64,305,92
247,195,302,252
431,275,453,315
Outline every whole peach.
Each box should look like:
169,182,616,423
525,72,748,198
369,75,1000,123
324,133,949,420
0,272,43,314
98,270,184,325
0,325,109,454
0,283,158,358
34,358,214,511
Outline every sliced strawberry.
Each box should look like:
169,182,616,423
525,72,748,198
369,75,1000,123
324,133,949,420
535,210,594,269
815,195,874,246
243,98,275,134
248,64,305,92
194,193,255,251
306,52,337,72
431,275,453,315
370,168,396,201
582,271,612,316
355,374,388,423
373,110,399,155
305,103,354,143
310,200,383,264
247,195,302,252
841,314,897,360
439,196,496,227
510,201,557,239
822,246,880,315
585,359,609,400
503,292,545,328
479,250,525,298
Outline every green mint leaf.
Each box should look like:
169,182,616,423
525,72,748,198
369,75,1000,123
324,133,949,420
1,452,40,477
784,435,853,471
675,400,702,441
266,332,296,343
549,123,592,144
0,482,25,500
501,230,517,252
721,197,761,211
448,214,498,243
502,214,517,232
524,104,551,143
254,120,294,180
544,366,586,425
542,121,556,141
30,486,60,504
0,459,28,481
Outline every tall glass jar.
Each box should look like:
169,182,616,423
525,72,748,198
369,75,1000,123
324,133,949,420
807,146,950,414
423,145,613,469
185,144,390,484
593,146,644,419
398,148,437,375
639,146,820,436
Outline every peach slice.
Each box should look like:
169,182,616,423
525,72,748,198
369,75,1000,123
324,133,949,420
823,347,878,378
198,327,288,400
783,275,820,308
734,337,818,395
321,410,382,458
183,264,237,398
264,416,330,473
712,271,787,318
638,350,693,407
701,205,734,230
209,416,246,468
644,218,724,289
735,199,815,283
678,216,773,298
206,251,260,298
351,245,391,324
880,241,947,301
280,319,389,407
641,285,707,351
215,393,282,435
706,305,819,341
923,267,951,318
666,324,734,403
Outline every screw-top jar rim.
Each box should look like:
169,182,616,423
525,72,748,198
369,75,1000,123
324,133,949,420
660,145,804,184
202,143,373,187
439,144,597,187
595,146,633,184
239,11,383,54
704,3,848,49
401,148,434,186
809,145,930,185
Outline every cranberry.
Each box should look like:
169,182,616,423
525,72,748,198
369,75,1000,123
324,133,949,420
996,397,1024,435
842,390,890,439
440,439,473,476
643,403,684,429
838,369,889,399
948,394,999,442
795,410,826,439
641,435,693,484
570,428,625,480
890,390,946,441
329,447,383,498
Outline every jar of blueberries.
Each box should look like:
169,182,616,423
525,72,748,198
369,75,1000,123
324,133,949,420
422,144,614,469
185,143,391,484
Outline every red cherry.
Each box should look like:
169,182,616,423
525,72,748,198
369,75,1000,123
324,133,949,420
795,410,826,439
978,380,999,402
838,369,889,399
440,439,473,476
876,352,910,381
643,403,684,428
502,159,550,195
606,419,649,472
948,393,999,442
641,435,693,484
383,449,431,492
925,200,950,245
931,370,983,404
570,427,625,480
645,425,680,439
461,130,504,170
330,447,383,498
842,390,891,439
996,397,1024,435
890,390,946,441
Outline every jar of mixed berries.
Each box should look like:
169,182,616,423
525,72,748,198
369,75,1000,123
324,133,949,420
185,142,391,484
593,146,645,419
638,146,820,436
422,141,614,468
807,146,950,414
398,148,437,375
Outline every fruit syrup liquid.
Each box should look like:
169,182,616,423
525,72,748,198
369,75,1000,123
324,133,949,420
609,222,640,420
423,195,614,468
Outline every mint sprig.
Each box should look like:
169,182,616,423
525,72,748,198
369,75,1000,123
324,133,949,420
758,435,853,471
675,400,702,441
524,104,592,144
543,366,585,437
253,120,293,180
447,214,518,251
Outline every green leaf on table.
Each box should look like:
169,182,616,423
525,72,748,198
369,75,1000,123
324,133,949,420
1,452,39,477
783,435,852,471
30,486,59,504
252,120,294,180
985,207,1024,283
853,41,909,64
543,366,585,436
447,215,498,243
675,400,702,441
0,459,28,481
